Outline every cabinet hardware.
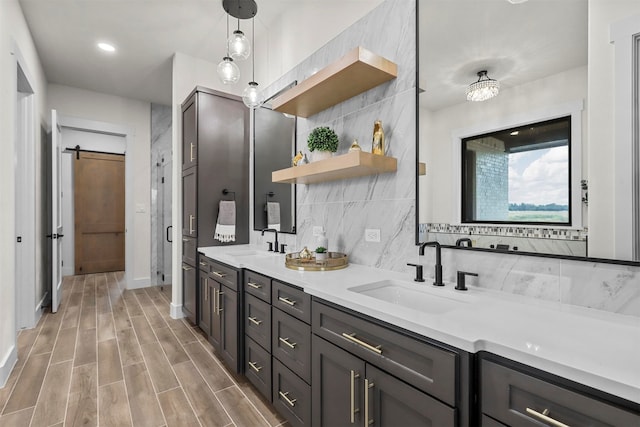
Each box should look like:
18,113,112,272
350,370,361,423
217,291,224,314
212,288,217,313
248,316,262,326
212,271,227,278
190,142,195,162
279,391,297,407
364,379,374,426
248,361,262,373
525,408,570,427
342,333,383,355
279,337,297,349
199,261,207,266
278,296,296,306
204,278,208,301
182,238,190,242
189,215,195,234
247,282,262,289
182,266,192,271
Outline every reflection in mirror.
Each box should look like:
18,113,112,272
253,97,296,233
417,0,591,258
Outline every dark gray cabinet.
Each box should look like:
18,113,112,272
198,272,211,336
181,167,196,238
182,98,197,170
480,355,640,427
273,358,312,427
181,263,196,321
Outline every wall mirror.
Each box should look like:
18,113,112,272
416,0,611,259
253,86,297,233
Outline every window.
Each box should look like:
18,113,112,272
461,116,571,225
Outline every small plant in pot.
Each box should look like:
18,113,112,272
307,126,339,161
315,246,328,261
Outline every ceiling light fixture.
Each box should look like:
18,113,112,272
217,14,240,85
466,70,500,102
97,42,116,52
228,19,250,61
242,17,264,109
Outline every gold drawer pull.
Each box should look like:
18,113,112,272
190,142,195,162
350,370,361,423
248,316,262,326
278,296,296,306
364,379,374,427
199,261,207,266
279,337,297,349
248,361,262,373
247,282,262,289
189,215,195,234
182,238,190,242
182,266,192,271
342,333,382,355
279,391,297,407
212,271,226,278
525,408,570,427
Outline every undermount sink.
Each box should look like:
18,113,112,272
349,280,469,315
227,250,273,257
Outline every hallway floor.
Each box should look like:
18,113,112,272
0,272,287,427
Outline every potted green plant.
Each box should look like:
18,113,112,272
315,246,328,261
307,126,339,161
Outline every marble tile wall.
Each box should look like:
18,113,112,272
150,104,172,285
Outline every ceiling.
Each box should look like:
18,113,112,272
18,0,588,109
18,0,383,105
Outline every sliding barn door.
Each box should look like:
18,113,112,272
74,151,125,274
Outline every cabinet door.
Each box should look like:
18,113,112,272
182,98,197,170
182,236,196,266
365,364,455,427
208,279,222,351
220,285,238,371
182,168,197,238
312,335,365,427
181,263,196,324
198,274,211,336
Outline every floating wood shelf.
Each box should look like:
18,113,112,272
271,47,398,118
272,151,397,185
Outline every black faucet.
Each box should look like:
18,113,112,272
419,241,444,286
261,228,279,252
455,238,472,247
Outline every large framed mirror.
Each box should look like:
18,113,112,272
253,86,297,233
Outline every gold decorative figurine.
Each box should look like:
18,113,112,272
349,139,361,152
372,120,385,155
292,151,304,166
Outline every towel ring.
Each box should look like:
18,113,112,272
222,189,235,201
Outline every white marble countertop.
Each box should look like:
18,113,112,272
199,245,640,404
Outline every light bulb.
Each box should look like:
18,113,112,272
228,30,250,61
217,57,240,85
242,82,264,109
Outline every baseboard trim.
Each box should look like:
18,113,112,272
170,303,184,319
62,266,74,277
126,277,151,290
0,345,17,388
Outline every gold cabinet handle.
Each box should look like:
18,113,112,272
212,271,227,278
182,238,190,242
342,333,382,355
190,142,195,162
350,370,360,423
217,291,224,314
278,296,296,306
204,278,208,301
247,281,262,289
279,391,297,407
364,379,374,427
189,215,195,234
212,287,217,313
182,266,192,271
248,361,262,373
248,316,262,326
199,261,207,266
279,337,297,349
525,408,570,427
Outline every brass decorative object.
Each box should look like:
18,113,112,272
292,151,304,166
285,251,349,271
349,139,362,152
298,246,313,260
372,120,385,155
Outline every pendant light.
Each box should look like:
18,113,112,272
217,14,240,85
242,17,264,109
228,18,250,61
466,70,500,102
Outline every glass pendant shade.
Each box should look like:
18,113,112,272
466,70,500,102
217,56,240,85
242,81,264,109
228,30,250,61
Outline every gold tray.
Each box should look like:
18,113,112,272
285,252,349,271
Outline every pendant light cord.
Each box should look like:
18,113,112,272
226,14,230,56
251,17,255,82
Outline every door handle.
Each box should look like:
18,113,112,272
57,234,64,239
189,215,195,234
364,379,374,427
166,225,172,243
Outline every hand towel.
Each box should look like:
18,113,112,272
266,201,281,231
214,200,236,242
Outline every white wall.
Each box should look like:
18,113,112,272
47,84,151,287
419,66,588,224
0,0,48,387
587,0,640,258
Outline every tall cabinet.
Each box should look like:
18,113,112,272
181,86,249,324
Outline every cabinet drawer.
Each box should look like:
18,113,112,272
209,260,237,291
482,415,507,427
198,255,211,272
183,237,197,266
481,359,640,427
272,280,311,324
312,300,457,406
272,308,311,384
245,294,271,351
273,358,311,427
245,270,271,302
245,336,272,401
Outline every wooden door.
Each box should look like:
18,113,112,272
74,151,125,274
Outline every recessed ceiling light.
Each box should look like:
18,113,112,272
97,42,116,52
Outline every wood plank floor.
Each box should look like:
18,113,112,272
0,272,287,427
